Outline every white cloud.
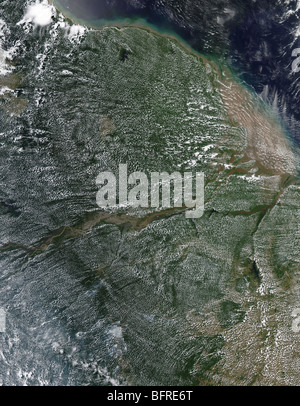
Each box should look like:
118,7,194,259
19,1,56,27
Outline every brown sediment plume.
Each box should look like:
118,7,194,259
218,69,296,175
51,0,297,175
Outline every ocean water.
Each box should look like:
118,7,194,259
0,0,299,387
54,0,300,146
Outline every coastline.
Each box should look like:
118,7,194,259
51,0,298,176
52,0,210,61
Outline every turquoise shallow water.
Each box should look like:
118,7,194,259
53,0,300,169
54,0,187,42
53,0,300,150
54,0,172,26
0,0,299,386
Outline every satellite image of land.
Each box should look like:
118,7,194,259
0,0,299,386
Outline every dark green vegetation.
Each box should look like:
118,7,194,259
0,12,299,385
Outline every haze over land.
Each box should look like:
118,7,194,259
0,0,299,386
